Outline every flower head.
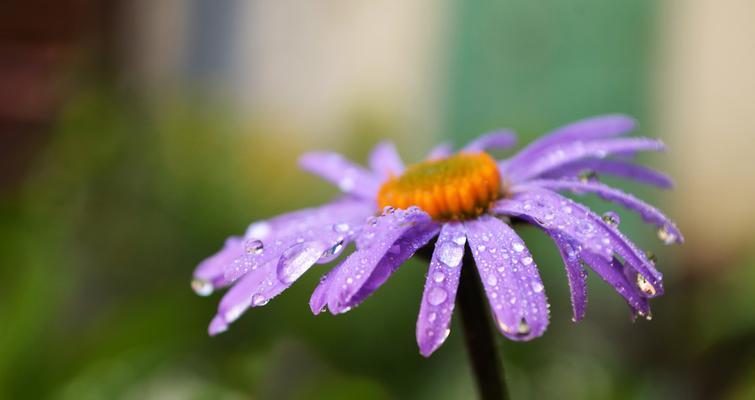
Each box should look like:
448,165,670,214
192,115,682,356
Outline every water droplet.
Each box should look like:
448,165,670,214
333,223,350,233
579,170,598,183
486,274,498,286
517,319,530,335
277,242,323,284
512,243,525,252
320,239,345,262
427,287,448,306
251,293,268,306
428,312,437,322
636,274,657,296
191,278,213,296
382,206,395,215
245,222,271,239
452,235,466,246
532,282,544,293
495,316,511,333
522,257,533,266
437,242,463,268
562,206,573,214
432,271,445,283
645,251,657,264
657,226,677,245
476,244,487,252
602,211,621,227
245,239,264,255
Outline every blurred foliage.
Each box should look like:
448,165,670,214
1,1,754,399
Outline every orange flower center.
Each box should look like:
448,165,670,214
377,152,502,220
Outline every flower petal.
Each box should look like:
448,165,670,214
541,159,674,189
299,152,381,198
326,207,438,314
504,137,666,183
416,222,466,357
508,114,637,165
579,252,651,317
548,232,588,322
427,143,453,160
192,237,244,295
524,179,683,244
369,141,404,179
462,129,517,152
494,188,664,297
225,199,373,282
464,215,549,341
310,266,340,315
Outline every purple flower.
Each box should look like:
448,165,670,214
192,114,682,356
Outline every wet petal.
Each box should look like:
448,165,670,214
225,199,373,282
417,222,466,357
369,141,404,179
462,129,517,152
464,215,549,341
192,236,244,295
541,159,674,189
299,152,380,198
504,137,666,183
548,233,588,322
524,179,683,243
580,252,651,318
508,115,637,166
493,188,664,297
310,265,340,315
326,207,438,314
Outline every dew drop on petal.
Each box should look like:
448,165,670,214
277,242,323,284
191,278,213,296
245,239,264,255
428,312,437,322
532,282,544,293
517,319,531,335
522,257,533,266
437,242,464,268
636,274,657,296
486,274,498,286
657,226,677,245
427,287,448,306
602,211,621,227
333,223,350,233
512,243,525,252
433,271,445,283
251,293,268,306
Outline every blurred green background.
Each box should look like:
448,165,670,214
2,1,754,399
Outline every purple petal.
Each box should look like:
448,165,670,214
225,199,373,282
541,159,674,189
208,315,228,336
462,129,517,152
492,188,663,297
504,137,666,183
369,141,404,179
192,236,244,295
416,222,466,357
508,115,637,165
524,179,683,244
326,207,439,314
427,143,453,160
464,215,549,341
548,233,588,322
310,266,340,315
579,252,651,318
299,152,381,198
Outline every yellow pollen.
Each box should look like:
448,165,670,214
378,152,502,220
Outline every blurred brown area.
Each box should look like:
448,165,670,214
0,0,119,191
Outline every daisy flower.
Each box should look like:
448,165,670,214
192,114,682,357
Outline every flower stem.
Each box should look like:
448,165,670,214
457,249,511,400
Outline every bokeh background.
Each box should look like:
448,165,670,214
2,1,754,399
